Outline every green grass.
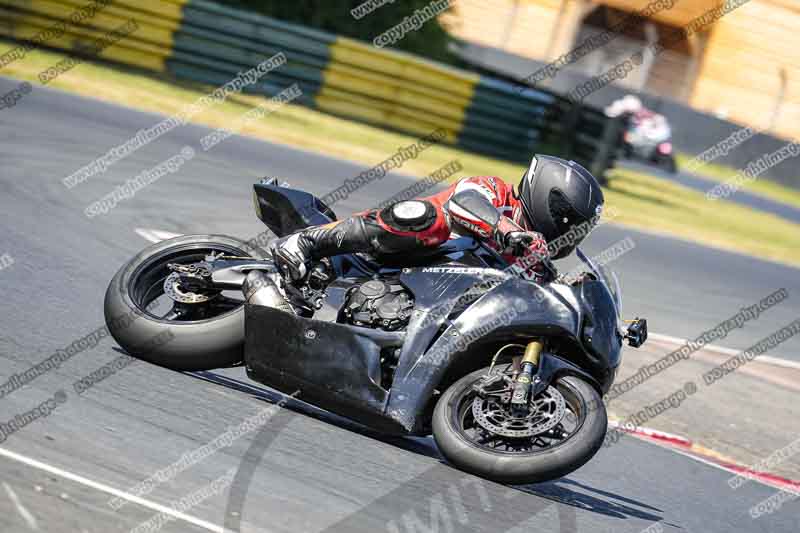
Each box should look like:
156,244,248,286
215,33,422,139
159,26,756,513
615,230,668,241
675,153,800,211
4,38,799,267
603,166,800,265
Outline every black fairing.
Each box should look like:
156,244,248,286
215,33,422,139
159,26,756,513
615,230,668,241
244,303,407,433
244,184,622,435
386,276,621,432
579,281,624,379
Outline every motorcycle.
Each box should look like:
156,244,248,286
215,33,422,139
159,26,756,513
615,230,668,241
104,179,648,484
621,111,678,173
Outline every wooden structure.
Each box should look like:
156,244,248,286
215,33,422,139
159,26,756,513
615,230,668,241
443,0,799,140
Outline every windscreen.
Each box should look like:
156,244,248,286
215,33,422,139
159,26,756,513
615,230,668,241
575,247,621,317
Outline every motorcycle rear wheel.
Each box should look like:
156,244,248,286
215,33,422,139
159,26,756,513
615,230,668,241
104,234,268,370
432,364,607,484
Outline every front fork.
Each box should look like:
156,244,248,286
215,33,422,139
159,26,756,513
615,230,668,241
475,340,600,411
510,339,543,412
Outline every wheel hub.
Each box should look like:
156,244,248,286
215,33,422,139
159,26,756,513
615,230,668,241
164,263,217,304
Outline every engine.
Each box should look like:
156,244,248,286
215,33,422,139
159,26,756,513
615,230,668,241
343,280,414,331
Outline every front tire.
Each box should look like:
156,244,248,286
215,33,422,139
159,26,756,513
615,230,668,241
432,366,607,484
104,234,268,371
656,153,677,173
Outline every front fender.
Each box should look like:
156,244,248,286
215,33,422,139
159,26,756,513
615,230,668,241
387,279,590,432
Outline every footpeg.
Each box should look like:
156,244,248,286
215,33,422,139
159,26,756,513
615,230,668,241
624,318,648,347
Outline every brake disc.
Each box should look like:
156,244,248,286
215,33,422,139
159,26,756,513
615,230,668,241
472,380,567,438
163,271,217,304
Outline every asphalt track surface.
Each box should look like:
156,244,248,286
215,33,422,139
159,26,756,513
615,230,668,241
0,78,798,532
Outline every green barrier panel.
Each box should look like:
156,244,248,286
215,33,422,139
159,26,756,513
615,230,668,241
168,31,327,79
166,62,316,105
168,56,323,97
0,0,621,177
170,0,334,101
180,3,332,59
459,76,561,159
172,30,328,72
471,77,554,115
189,0,335,46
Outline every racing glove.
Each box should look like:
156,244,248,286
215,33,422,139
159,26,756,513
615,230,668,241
494,216,546,257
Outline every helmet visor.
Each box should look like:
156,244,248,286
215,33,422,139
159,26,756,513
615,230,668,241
548,189,600,258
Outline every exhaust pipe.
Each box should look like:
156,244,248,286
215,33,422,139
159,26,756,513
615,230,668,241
242,270,294,313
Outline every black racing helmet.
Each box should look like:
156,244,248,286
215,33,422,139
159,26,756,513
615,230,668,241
517,155,604,259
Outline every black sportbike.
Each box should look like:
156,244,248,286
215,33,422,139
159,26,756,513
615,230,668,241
105,179,647,484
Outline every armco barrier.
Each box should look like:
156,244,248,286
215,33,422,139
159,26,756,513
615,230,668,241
0,0,623,178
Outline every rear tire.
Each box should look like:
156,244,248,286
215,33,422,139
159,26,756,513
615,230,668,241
104,234,268,371
433,367,607,484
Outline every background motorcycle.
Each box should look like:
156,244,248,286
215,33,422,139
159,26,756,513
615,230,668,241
104,180,647,484
622,111,678,174
606,95,677,174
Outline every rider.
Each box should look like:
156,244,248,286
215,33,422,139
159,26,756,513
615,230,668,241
271,155,605,282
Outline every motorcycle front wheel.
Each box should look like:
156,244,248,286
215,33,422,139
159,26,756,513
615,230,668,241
432,363,607,484
104,234,268,371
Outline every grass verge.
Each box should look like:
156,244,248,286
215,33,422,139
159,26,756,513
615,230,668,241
603,166,800,266
3,39,799,267
675,153,800,211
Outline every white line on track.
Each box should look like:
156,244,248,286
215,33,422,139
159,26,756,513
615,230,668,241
648,332,800,370
3,481,39,530
134,227,183,244
131,228,800,370
0,447,225,532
